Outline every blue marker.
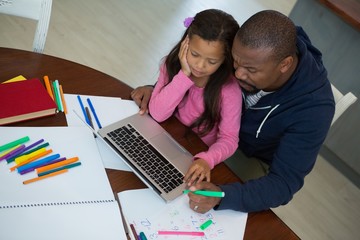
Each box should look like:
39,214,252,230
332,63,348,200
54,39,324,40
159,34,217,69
87,98,102,129
77,95,90,125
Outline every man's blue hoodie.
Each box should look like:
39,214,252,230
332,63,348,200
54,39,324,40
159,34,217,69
218,27,335,212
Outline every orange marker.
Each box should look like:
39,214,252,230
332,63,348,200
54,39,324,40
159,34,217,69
36,157,79,174
43,75,54,100
59,85,68,114
10,149,52,172
23,169,68,185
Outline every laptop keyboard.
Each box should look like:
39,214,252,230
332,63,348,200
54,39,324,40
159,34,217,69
107,124,184,193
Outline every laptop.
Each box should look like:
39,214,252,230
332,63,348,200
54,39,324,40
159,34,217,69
97,113,193,202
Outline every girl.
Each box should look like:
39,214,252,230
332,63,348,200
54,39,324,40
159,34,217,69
149,9,242,186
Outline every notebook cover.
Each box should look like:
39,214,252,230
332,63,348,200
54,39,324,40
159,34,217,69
0,78,57,125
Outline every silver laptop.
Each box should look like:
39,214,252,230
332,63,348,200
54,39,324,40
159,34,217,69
97,113,193,202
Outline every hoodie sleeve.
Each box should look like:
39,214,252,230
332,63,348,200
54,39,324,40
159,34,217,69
216,100,335,212
149,64,194,122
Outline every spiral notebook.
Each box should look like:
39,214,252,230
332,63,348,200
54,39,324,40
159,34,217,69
0,126,126,240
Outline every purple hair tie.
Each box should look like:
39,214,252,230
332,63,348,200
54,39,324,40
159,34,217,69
183,17,194,28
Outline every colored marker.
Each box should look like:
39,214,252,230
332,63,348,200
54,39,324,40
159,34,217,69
0,145,19,158
87,98,102,129
139,232,148,240
157,231,205,237
129,224,139,240
5,139,44,162
38,162,81,177
0,144,25,161
23,169,68,185
10,142,49,164
43,75,54,100
59,84,68,114
0,136,29,152
183,190,225,198
200,219,213,230
19,157,66,175
36,156,79,174
77,95,90,125
10,149,52,172
17,154,61,173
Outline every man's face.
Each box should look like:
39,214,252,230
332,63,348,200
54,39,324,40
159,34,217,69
231,39,283,93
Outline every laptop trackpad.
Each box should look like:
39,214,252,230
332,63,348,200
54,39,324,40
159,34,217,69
150,133,183,159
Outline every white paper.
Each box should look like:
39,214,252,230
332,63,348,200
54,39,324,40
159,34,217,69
64,94,140,171
118,188,247,240
0,126,127,240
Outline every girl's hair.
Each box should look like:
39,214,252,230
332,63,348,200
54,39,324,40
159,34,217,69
165,9,239,136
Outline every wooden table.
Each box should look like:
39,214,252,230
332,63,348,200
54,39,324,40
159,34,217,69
0,47,300,240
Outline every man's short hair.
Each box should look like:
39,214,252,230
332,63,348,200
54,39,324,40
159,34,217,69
236,10,297,62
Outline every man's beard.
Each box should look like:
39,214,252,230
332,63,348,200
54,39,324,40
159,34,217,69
238,79,260,94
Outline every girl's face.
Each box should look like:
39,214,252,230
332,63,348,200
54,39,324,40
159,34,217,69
187,35,225,81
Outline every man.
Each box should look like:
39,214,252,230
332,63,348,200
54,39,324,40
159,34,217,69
131,10,335,213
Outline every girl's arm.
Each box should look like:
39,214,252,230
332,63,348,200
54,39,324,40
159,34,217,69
149,64,194,122
195,78,242,169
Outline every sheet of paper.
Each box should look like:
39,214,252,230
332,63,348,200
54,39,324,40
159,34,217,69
118,188,247,240
0,126,127,240
0,126,114,205
64,94,140,171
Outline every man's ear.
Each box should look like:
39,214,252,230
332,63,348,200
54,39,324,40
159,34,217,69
279,56,294,73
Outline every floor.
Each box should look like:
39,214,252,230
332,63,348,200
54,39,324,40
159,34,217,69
1,0,360,239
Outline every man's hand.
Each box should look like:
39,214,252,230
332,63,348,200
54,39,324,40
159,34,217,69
131,86,154,114
187,181,222,214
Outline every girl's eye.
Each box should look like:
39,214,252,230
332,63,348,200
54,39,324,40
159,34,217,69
209,61,218,65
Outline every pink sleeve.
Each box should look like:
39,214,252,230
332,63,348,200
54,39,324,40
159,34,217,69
149,64,194,122
194,77,242,169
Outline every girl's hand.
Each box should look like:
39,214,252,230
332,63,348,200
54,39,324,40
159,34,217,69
184,159,211,186
178,36,191,76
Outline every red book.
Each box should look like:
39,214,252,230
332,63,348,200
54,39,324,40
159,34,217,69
0,78,57,125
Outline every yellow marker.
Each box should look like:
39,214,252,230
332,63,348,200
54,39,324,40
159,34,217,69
10,149,52,172
15,147,47,164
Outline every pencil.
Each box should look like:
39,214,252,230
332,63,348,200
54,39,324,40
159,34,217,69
36,156,79,174
23,169,68,185
85,106,94,129
59,84,68,114
43,75,54,100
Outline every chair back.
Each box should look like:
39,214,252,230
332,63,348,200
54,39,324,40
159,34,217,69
331,84,357,126
0,0,52,53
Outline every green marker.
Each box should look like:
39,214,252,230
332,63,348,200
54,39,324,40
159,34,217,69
200,219,213,230
0,136,29,152
183,190,225,198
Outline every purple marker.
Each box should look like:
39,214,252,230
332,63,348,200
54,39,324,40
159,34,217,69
5,139,44,161
0,145,25,161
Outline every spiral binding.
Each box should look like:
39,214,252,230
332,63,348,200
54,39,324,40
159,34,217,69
0,199,115,209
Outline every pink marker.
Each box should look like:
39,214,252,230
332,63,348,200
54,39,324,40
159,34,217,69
158,231,205,237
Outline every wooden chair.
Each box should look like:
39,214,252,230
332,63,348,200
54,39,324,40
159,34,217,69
0,0,52,53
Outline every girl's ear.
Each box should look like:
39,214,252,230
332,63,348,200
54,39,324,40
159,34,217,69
279,56,294,73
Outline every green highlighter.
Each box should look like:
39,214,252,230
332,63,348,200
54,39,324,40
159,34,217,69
183,190,225,198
